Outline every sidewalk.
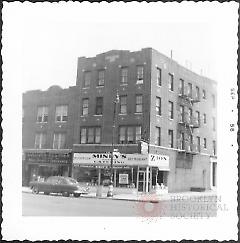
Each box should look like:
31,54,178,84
22,186,217,202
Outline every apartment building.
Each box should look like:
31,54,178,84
22,48,217,192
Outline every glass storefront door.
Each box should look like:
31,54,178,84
138,171,146,192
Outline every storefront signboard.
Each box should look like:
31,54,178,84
119,174,129,184
148,153,170,170
26,152,71,164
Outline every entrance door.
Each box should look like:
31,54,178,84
138,171,146,192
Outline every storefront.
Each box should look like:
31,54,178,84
72,152,170,193
23,149,72,185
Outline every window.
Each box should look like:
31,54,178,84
37,106,48,123
97,70,105,86
120,67,128,84
55,105,68,122
196,111,200,125
34,133,47,149
95,97,103,115
213,117,216,131
203,138,207,149
188,108,193,123
203,89,206,99
118,126,142,144
157,67,162,86
53,133,66,149
168,101,174,119
179,105,184,122
203,113,207,124
80,127,101,144
155,127,161,146
135,95,143,113
197,136,201,152
137,66,144,83
168,73,174,91
213,140,217,155
156,97,161,116
119,96,127,114
83,71,91,88
212,94,216,107
180,132,184,150
82,98,89,116
188,83,192,97
196,86,200,100
179,79,184,95
168,130,174,148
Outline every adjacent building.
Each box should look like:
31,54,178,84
22,48,217,193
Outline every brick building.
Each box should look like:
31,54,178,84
22,48,217,193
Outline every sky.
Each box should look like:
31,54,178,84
2,2,238,92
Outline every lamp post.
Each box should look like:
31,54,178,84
107,90,119,197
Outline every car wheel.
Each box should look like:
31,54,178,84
32,187,39,194
62,192,70,197
44,192,50,195
74,193,80,198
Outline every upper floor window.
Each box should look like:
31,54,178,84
196,86,200,100
95,97,103,115
80,127,101,144
82,98,89,116
188,83,192,97
179,79,184,95
156,97,161,116
135,95,143,113
180,132,185,150
179,105,184,122
168,73,174,91
120,67,128,84
157,67,162,86
195,111,200,125
34,133,47,149
203,89,206,99
196,136,201,152
37,106,48,123
97,70,105,86
53,133,66,149
155,127,161,146
136,66,144,83
168,129,174,148
55,105,68,122
213,140,217,155
188,108,193,121
203,138,207,149
119,95,127,114
119,126,141,144
83,71,91,88
203,113,207,124
168,101,174,119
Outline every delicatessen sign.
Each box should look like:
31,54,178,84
73,153,169,169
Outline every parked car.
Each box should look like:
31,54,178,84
29,176,89,197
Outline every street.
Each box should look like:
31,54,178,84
22,192,218,217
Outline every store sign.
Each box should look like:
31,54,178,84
25,152,71,164
119,174,129,184
73,152,169,170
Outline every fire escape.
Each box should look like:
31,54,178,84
177,84,200,155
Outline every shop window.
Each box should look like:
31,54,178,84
37,106,48,123
97,70,105,86
156,97,161,116
136,65,144,84
82,98,89,116
168,73,174,91
83,71,91,88
80,127,101,144
55,105,68,122
179,79,184,95
120,67,128,84
95,97,103,115
118,126,142,144
155,127,161,146
135,94,143,113
168,101,174,119
34,133,47,149
53,133,66,149
119,95,127,114
157,67,162,86
168,129,174,148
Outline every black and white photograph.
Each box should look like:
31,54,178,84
2,1,238,241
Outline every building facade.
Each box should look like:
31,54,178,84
22,48,217,193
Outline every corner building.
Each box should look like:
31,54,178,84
72,48,217,193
